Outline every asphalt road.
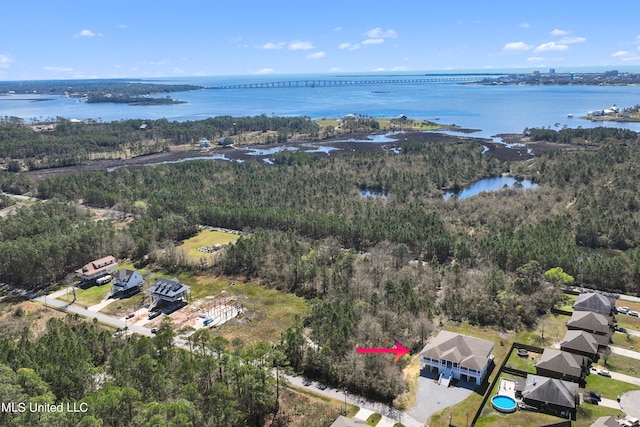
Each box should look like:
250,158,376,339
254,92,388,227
284,374,423,427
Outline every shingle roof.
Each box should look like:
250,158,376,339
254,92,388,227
573,293,612,314
522,375,578,408
560,330,599,355
590,416,620,427
535,349,583,378
420,331,494,371
567,310,611,334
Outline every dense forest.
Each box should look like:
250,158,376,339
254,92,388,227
0,115,321,169
0,316,306,427
0,79,202,98
2,122,640,425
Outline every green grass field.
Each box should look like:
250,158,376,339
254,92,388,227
56,284,109,307
505,349,540,373
177,229,240,263
188,276,309,345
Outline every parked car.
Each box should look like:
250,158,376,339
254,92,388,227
588,391,602,401
125,313,135,319
302,379,312,386
614,325,627,333
151,328,158,334
617,306,629,314
629,310,639,317
317,384,327,390
598,369,611,377
584,396,599,405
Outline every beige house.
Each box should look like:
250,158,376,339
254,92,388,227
419,331,494,386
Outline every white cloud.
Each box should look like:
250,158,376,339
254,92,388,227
118,24,128,29
527,57,545,63
534,42,568,53
262,42,285,50
372,67,386,72
44,66,73,72
362,38,384,45
339,42,360,51
330,67,344,72
365,27,397,39
611,50,640,62
550,29,569,36
612,51,630,57
520,23,531,29
334,27,342,32
256,68,275,74
503,42,532,53
306,51,326,59
0,55,12,68
75,29,101,38
288,40,314,51
559,36,586,44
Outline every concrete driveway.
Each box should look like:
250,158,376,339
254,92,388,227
408,371,474,424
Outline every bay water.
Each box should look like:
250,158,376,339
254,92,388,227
2,73,640,137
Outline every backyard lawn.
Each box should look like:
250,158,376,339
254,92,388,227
56,283,109,307
177,229,240,263
504,349,541,374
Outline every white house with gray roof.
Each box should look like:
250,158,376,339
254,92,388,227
419,331,494,386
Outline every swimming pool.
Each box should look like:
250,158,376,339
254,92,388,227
492,395,517,413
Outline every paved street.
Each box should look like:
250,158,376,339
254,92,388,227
610,345,640,360
32,291,154,337
284,374,423,427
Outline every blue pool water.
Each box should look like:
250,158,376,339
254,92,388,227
491,395,517,413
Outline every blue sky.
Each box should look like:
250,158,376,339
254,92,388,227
1,1,639,80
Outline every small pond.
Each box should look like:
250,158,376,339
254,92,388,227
360,189,388,199
444,176,538,200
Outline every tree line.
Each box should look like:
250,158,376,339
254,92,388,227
0,315,297,426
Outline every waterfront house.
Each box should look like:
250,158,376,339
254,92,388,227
419,331,494,386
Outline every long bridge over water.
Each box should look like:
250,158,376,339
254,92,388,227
208,76,483,90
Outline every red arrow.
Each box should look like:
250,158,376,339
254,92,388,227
356,340,410,363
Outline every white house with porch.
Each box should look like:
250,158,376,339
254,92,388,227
111,269,143,296
419,331,494,386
